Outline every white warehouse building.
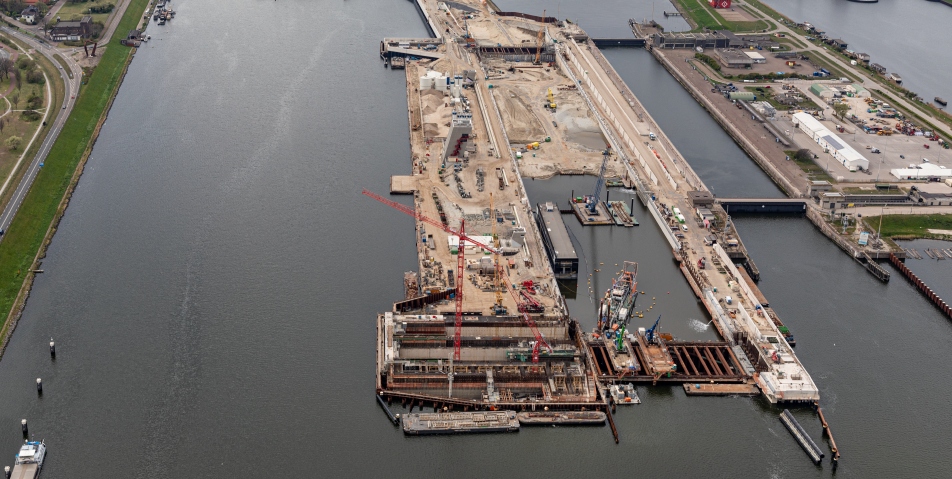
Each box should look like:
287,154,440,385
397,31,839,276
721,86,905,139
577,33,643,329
744,51,766,64
792,112,869,171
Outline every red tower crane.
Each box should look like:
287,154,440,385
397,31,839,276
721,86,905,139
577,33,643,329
362,189,552,362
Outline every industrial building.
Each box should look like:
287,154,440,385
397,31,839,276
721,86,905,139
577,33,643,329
844,84,870,98
651,31,731,49
714,48,753,68
792,112,869,171
810,84,834,99
744,51,766,64
891,162,952,181
442,111,474,161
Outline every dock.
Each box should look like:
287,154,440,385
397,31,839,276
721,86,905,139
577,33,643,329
569,200,614,225
402,411,520,435
606,200,638,226
780,409,825,464
683,383,760,396
390,175,417,194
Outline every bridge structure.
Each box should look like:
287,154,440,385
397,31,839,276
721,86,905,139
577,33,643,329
591,38,646,47
717,198,809,214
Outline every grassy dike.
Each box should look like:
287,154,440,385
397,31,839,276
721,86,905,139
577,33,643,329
866,214,952,240
0,0,149,351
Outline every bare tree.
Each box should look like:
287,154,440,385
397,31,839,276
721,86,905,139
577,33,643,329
0,118,6,135
0,59,10,82
13,68,20,87
10,92,19,109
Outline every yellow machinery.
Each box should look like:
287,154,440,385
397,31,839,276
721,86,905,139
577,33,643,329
547,88,556,109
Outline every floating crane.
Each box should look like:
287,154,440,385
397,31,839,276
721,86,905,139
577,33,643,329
645,315,662,345
533,9,546,64
583,147,611,214
363,189,552,362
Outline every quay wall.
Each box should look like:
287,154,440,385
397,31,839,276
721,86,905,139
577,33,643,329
649,47,804,198
412,0,441,39
889,253,952,319
553,37,680,251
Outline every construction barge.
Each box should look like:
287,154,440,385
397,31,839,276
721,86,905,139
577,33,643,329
402,411,520,435
517,411,606,425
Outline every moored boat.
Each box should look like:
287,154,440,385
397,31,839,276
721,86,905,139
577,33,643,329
10,441,46,479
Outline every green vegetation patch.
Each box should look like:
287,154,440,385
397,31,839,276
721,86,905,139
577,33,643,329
865,214,952,239
785,149,835,182
694,52,721,71
0,0,149,335
674,0,769,32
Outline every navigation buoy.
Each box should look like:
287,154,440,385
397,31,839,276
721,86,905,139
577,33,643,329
50,337,55,356
36,378,42,394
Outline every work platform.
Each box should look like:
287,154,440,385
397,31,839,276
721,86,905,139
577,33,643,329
683,383,760,396
570,201,614,225
390,175,417,194
588,340,748,383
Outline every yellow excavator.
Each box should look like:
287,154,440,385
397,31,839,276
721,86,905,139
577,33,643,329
547,88,556,109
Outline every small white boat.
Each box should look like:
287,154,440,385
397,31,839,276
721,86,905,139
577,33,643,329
11,441,46,479
610,384,641,404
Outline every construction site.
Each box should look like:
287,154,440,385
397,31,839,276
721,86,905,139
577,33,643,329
373,0,835,457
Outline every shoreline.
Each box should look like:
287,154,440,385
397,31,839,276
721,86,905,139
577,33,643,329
0,0,148,361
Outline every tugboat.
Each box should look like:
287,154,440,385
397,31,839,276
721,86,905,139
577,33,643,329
936,97,948,106
10,441,46,479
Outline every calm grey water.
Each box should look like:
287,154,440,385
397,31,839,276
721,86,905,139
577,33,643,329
0,0,949,477
760,0,952,106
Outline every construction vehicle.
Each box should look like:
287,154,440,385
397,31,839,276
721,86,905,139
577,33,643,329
547,88,556,109
533,9,546,65
363,189,552,362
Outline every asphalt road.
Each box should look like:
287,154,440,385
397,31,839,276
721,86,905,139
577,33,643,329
0,26,81,240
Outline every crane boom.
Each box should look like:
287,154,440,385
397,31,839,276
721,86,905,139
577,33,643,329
454,221,465,360
363,189,551,362
586,149,611,213
534,9,546,64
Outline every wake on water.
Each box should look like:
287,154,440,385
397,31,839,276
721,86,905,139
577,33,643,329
688,318,714,332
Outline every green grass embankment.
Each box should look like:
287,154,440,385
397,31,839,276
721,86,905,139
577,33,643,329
0,0,149,339
673,0,769,32
865,214,952,240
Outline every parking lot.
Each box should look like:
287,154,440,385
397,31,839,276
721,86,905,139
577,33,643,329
772,113,950,181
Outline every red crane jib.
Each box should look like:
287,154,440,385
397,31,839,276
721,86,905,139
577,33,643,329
362,189,552,361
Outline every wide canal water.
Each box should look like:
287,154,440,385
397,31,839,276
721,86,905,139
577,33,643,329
0,0,949,477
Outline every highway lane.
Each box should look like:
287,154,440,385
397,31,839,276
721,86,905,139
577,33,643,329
0,27,81,241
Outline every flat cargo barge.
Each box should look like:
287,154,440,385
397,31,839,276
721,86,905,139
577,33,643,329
517,411,607,425
402,411,520,435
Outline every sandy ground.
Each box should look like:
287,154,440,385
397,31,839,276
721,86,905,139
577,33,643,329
492,85,546,143
421,89,452,138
